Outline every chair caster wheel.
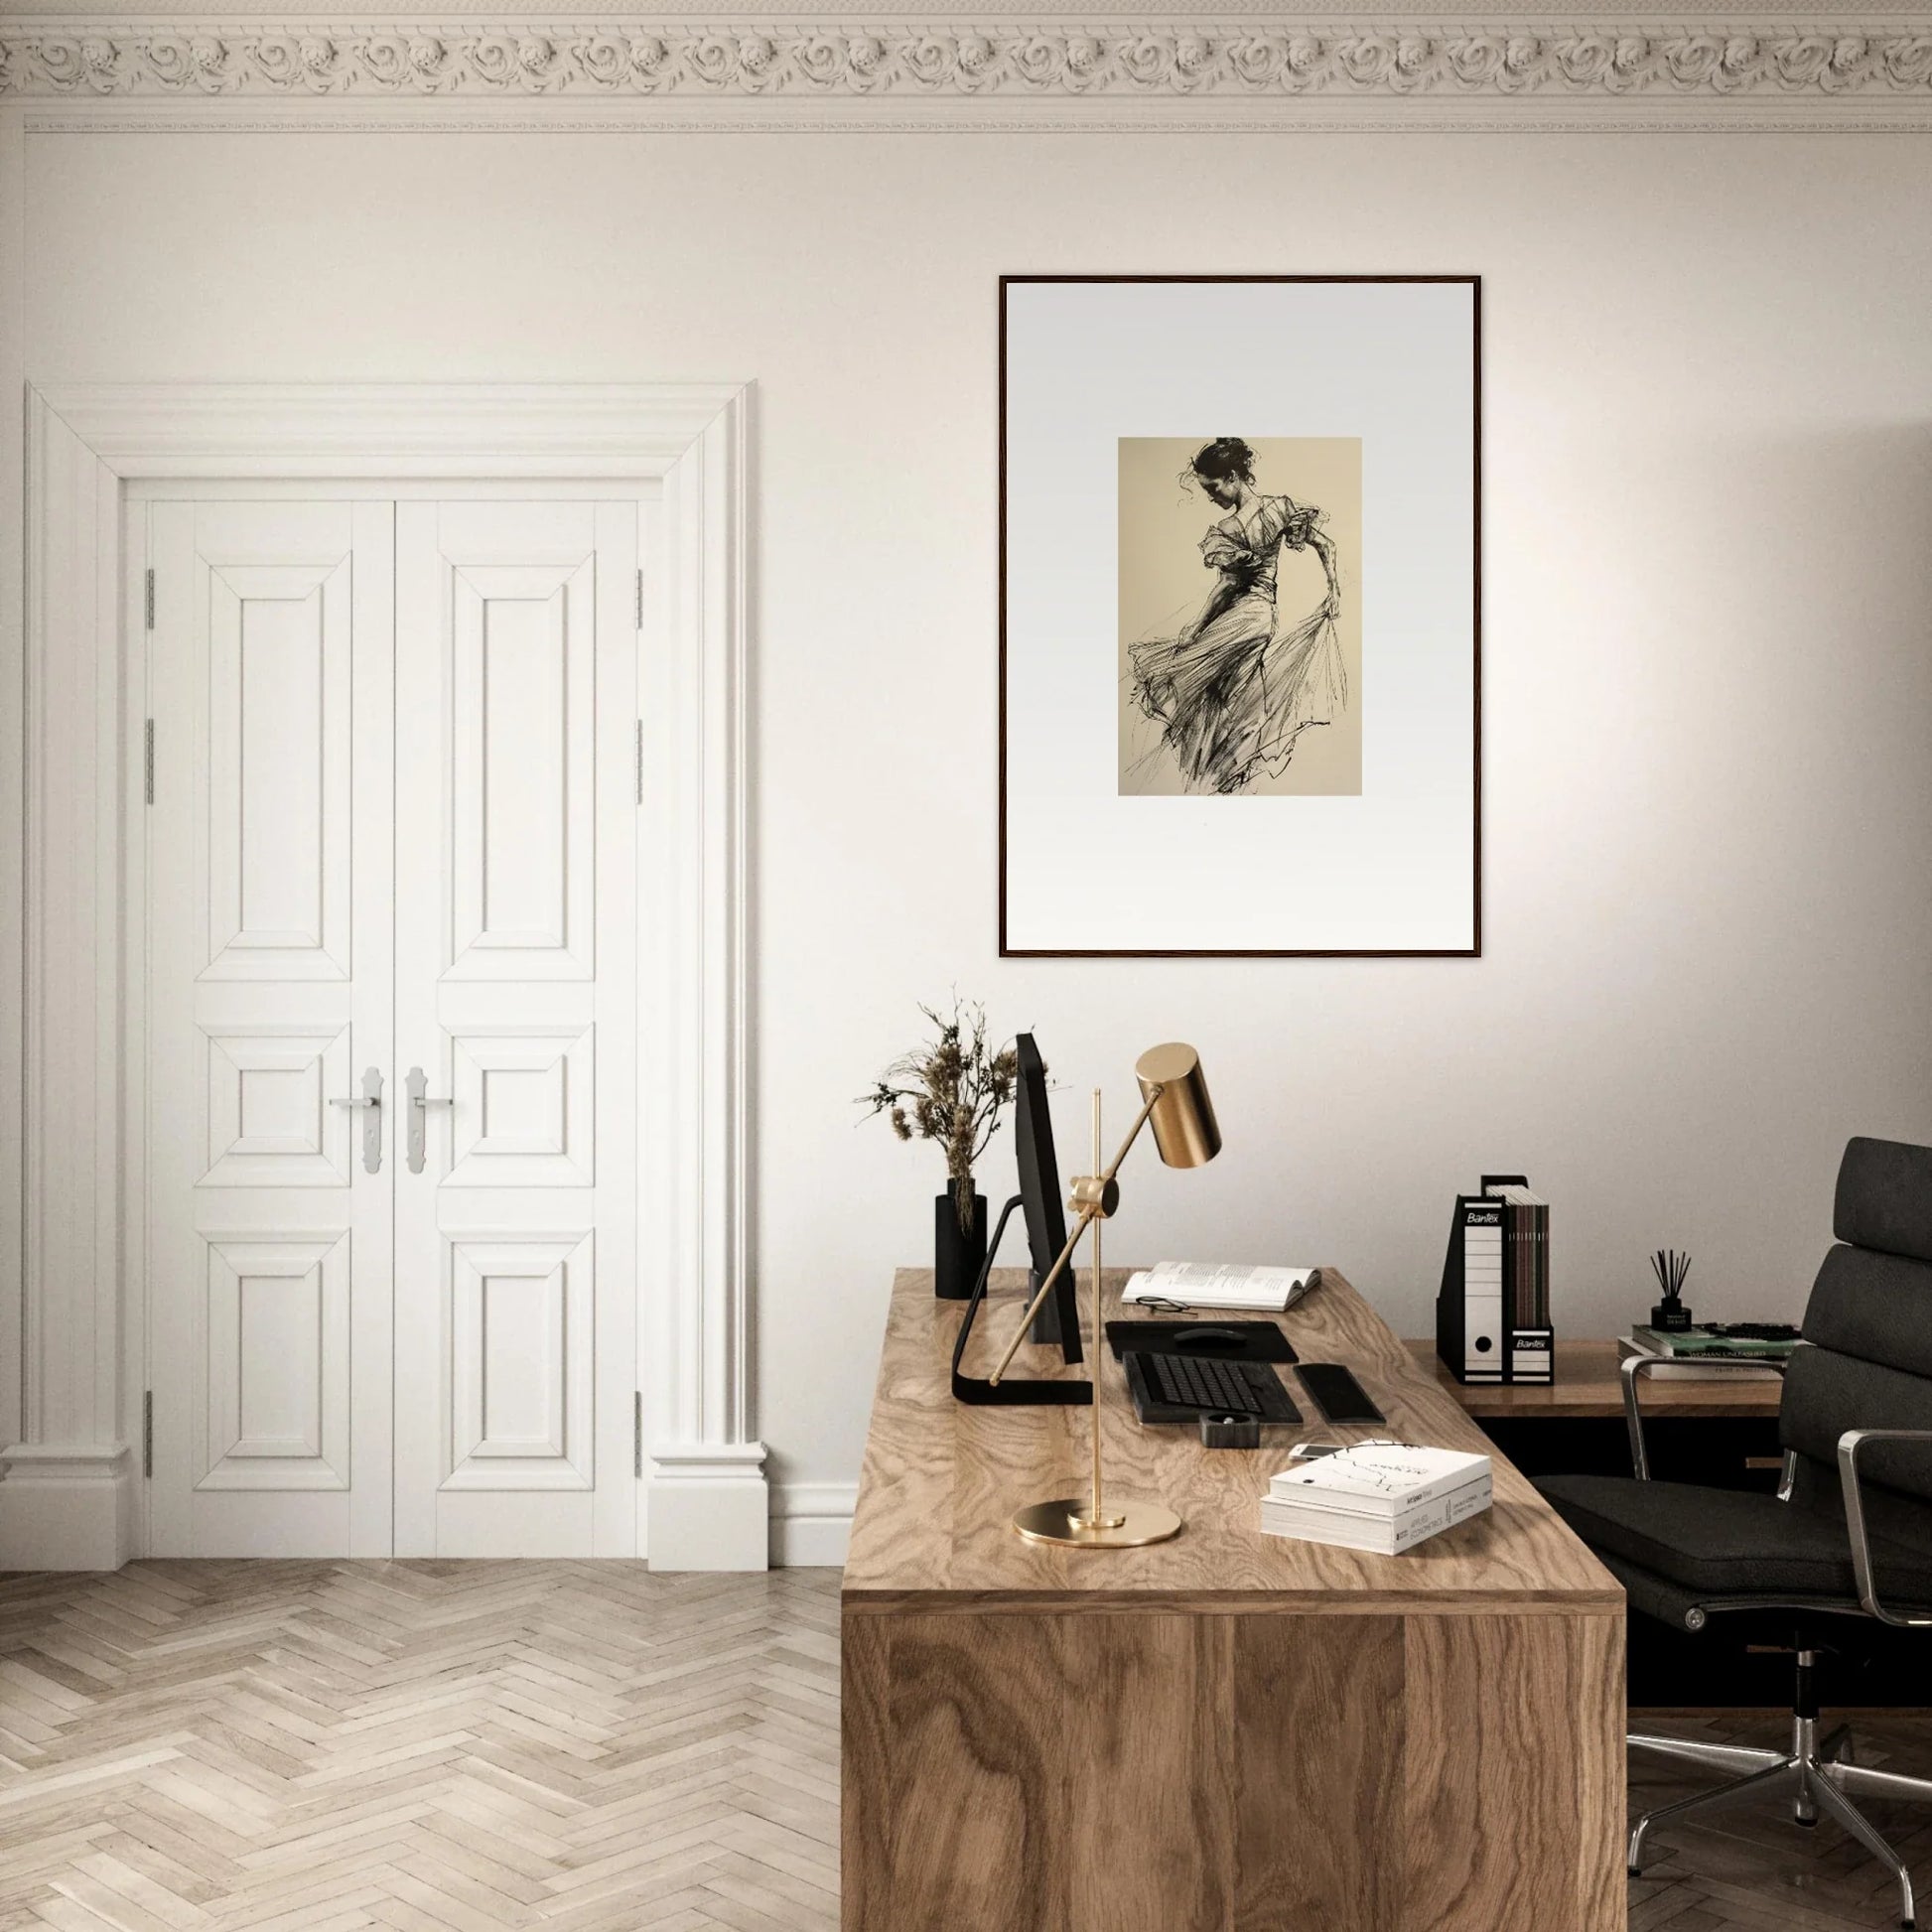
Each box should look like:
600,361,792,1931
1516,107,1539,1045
1795,1816,1818,1829
1627,1868,1640,1878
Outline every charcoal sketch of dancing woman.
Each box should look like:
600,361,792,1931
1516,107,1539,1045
1127,437,1347,796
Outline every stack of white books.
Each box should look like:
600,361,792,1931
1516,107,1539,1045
1260,1444,1493,1556
1122,1261,1316,1312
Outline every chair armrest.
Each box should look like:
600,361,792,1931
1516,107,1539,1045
1620,1350,1789,1481
1837,1429,1932,1627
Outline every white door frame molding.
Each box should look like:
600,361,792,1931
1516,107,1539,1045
3,382,764,1572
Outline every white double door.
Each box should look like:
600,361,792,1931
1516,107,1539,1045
146,494,640,1558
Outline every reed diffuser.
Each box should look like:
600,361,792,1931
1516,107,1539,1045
1650,1248,1694,1332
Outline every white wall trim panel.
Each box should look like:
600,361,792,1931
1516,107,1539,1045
4,19,1932,128
0,391,129,1573
769,1480,856,1569
28,384,759,478
646,1443,771,1573
0,108,26,1486
0,1445,135,1571
6,383,761,1572
637,391,763,1572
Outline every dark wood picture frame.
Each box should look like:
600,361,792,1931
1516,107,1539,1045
998,273,1482,959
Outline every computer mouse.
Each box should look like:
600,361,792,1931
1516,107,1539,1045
1174,1327,1246,1350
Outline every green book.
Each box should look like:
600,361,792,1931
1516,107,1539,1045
1631,1325,1797,1359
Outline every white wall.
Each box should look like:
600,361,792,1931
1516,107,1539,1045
19,126,1932,1539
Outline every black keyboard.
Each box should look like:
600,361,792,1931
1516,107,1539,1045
1125,1350,1303,1424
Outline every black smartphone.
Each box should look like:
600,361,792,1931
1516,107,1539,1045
1296,1363,1385,1426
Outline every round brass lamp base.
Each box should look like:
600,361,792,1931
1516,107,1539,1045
1012,1497,1182,1549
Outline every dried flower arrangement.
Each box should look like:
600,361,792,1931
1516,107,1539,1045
861,998,1021,1233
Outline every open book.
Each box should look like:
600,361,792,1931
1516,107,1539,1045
1121,1261,1317,1313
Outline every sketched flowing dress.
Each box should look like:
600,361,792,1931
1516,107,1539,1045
1130,494,1347,794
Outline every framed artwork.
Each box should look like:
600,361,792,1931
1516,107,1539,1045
999,275,1480,957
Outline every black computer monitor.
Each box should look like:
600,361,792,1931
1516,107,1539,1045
1014,1034,1082,1364
948,1032,1090,1405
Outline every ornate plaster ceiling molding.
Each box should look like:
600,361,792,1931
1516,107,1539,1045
4,17,1931,121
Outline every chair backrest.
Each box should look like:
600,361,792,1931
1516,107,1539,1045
1780,1138,1932,1547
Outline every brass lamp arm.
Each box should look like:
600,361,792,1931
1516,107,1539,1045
986,1085,1164,1387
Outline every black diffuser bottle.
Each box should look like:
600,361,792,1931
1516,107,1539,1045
1650,1249,1694,1331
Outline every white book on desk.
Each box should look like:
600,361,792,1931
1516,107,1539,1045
1260,1473,1493,1555
1122,1261,1315,1312
1269,1443,1490,1516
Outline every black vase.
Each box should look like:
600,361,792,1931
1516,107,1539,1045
934,1181,989,1301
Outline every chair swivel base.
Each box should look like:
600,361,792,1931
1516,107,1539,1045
1629,1713,1929,1929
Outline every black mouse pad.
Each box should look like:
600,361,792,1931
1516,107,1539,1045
1104,1319,1297,1364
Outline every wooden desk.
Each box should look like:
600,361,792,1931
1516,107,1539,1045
1406,1337,1784,1420
843,1269,1625,1931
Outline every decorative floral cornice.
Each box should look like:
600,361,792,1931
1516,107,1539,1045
3,19,1931,103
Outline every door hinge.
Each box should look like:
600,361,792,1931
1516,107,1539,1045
144,720,155,805
633,1392,643,1479
142,1391,153,1478
144,568,155,631
635,567,644,630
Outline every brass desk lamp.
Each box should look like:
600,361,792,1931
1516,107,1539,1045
987,1042,1221,1549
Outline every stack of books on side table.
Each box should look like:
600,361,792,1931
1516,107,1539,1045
1617,1323,1799,1382
1259,1444,1492,1556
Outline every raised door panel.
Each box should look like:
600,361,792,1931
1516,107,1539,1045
202,1024,352,1187
200,1232,350,1490
147,499,394,1560
446,1026,594,1188
446,1232,593,1489
203,562,352,981
450,565,594,980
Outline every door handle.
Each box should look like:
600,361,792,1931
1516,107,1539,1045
405,1065,454,1175
330,1066,384,1174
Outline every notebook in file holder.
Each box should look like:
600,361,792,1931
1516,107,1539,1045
1436,1173,1554,1387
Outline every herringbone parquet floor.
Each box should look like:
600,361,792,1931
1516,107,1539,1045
1,1562,1928,1930
0,1563,840,1932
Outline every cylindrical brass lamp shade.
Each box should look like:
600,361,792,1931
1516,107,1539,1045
1134,1042,1221,1169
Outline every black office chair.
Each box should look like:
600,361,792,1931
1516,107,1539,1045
1537,1136,1932,1930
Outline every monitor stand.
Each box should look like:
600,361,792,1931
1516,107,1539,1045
1029,1268,1071,1346
950,1196,1092,1407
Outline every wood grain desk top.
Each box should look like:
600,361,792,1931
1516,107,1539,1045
843,1267,1621,1617
1406,1337,1785,1420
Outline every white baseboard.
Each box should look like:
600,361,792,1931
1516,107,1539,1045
770,1480,855,1569
646,1443,770,1572
0,1445,136,1571
0,1443,851,1573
